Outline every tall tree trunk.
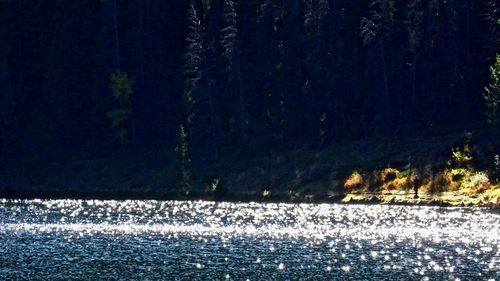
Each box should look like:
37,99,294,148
328,0,338,142
463,1,471,115
411,52,417,113
379,39,389,103
203,56,218,161
145,0,155,86
236,54,247,139
136,0,146,89
113,0,121,71
207,81,218,161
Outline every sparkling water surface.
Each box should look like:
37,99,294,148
0,199,498,280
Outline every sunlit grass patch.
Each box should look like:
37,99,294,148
478,184,500,204
341,193,378,203
391,174,413,190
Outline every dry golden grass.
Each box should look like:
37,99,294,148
379,167,400,183
392,175,413,190
478,184,500,202
378,168,414,193
342,164,500,207
343,171,366,193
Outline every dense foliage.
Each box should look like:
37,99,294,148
0,0,497,168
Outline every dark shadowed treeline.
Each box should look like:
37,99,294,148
0,0,189,166
0,0,497,169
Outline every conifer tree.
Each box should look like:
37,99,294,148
184,3,204,126
361,0,395,101
175,124,191,195
257,0,287,141
483,0,499,54
183,2,218,160
361,0,396,133
221,0,247,139
111,0,121,70
405,0,423,110
303,0,330,143
484,55,500,125
100,0,122,71
175,3,203,193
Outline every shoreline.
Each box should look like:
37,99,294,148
1,189,498,208
1,131,498,209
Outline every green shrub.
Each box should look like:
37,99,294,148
461,171,489,190
262,189,271,199
452,146,472,168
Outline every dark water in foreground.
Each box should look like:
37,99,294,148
0,200,498,280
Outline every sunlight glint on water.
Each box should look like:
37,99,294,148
0,199,499,280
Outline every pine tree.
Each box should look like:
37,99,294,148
176,3,202,193
221,0,247,139
361,0,395,100
483,0,499,54
184,3,203,120
258,0,287,141
111,0,121,70
443,0,461,121
99,0,122,71
183,2,218,161
361,0,396,133
303,0,330,143
484,55,500,125
405,0,423,111
175,124,191,195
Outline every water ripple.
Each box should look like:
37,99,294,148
0,199,498,280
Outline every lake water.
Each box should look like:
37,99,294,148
0,199,498,280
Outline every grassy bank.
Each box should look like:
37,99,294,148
342,190,500,207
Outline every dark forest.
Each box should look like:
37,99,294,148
0,0,498,200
